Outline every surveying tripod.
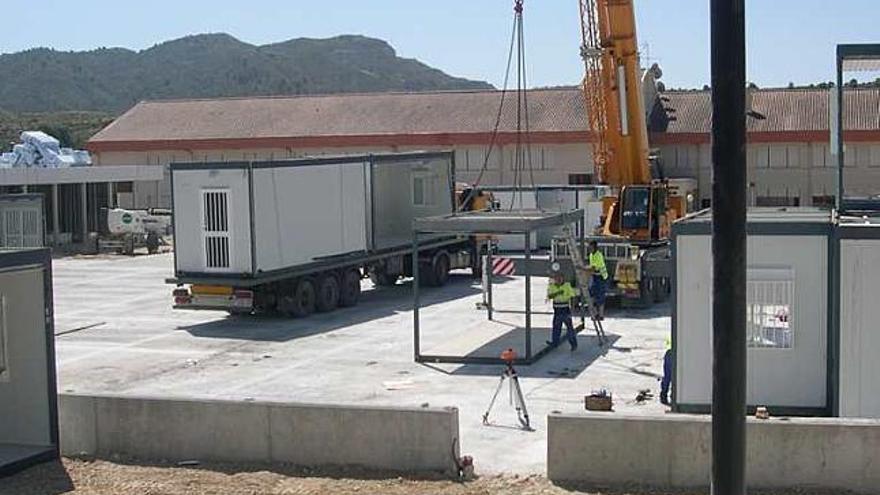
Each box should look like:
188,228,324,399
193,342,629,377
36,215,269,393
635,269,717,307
482,349,531,430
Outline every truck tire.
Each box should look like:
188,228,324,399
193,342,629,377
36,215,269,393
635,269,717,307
278,278,316,317
123,236,136,256
316,274,340,313
146,232,160,254
652,277,669,303
432,252,451,287
369,268,397,287
339,269,361,307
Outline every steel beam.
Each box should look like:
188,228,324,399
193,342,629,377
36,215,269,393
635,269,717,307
710,0,748,493
525,231,532,359
51,184,60,246
412,232,421,362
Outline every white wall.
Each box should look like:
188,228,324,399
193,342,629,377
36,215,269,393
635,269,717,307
0,267,52,447
172,168,252,274
252,163,369,271
839,239,880,418
94,138,880,210
676,234,828,408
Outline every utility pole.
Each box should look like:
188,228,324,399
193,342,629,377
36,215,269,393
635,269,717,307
710,0,747,494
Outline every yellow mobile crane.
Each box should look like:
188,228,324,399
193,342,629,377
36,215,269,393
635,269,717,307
577,0,695,303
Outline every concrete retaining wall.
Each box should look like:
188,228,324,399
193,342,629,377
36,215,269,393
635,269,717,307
548,413,880,493
59,394,459,475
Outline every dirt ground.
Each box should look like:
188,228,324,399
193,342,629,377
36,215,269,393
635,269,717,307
0,459,855,495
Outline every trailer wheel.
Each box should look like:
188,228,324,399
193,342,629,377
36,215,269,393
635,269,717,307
652,277,670,303
339,269,361,307
369,267,397,287
432,252,450,287
278,278,316,317
123,236,136,256
146,232,160,254
316,274,340,312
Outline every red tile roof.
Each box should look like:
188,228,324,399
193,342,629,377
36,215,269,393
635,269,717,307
87,87,880,152
88,88,589,151
659,87,880,135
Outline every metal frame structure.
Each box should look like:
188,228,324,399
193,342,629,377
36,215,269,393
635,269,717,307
412,209,584,365
835,44,880,212
0,248,58,478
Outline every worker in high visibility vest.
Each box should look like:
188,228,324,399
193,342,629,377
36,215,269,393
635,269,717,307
660,336,673,405
587,240,609,321
545,272,578,351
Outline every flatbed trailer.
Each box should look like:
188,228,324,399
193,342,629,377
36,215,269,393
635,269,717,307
167,151,481,316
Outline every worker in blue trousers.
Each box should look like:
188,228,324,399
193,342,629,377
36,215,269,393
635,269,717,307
545,272,578,351
660,336,673,405
587,240,608,321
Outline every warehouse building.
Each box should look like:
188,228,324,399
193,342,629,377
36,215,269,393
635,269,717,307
86,86,880,209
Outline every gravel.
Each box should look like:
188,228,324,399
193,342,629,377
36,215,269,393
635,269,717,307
0,458,857,495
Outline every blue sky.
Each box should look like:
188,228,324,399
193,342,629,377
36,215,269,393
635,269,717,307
2,0,878,89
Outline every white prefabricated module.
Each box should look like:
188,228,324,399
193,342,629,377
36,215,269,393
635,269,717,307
837,216,880,418
171,152,454,277
673,208,834,415
674,208,880,418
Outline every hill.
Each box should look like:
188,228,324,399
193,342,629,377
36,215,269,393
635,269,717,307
0,34,493,149
0,33,493,114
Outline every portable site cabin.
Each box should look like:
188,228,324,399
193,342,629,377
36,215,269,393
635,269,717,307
0,249,58,476
837,215,880,418
673,208,834,415
171,152,454,278
0,194,43,249
673,208,880,417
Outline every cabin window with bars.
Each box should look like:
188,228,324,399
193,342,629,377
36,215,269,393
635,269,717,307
201,189,232,270
746,277,794,349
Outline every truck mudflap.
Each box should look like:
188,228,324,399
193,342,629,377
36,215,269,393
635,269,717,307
172,285,254,312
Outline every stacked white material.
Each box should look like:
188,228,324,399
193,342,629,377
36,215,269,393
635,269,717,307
0,131,92,168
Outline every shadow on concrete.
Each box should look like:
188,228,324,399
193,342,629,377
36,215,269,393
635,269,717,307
421,332,620,379
0,459,74,494
178,273,513,343
606,301,672,320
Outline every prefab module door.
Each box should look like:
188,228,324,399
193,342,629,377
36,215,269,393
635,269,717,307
1,208,42,248
200,189,233,272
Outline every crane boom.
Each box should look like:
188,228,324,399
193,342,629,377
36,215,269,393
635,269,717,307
579,0,652,187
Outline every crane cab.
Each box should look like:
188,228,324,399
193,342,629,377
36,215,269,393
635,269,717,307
602,183,673,243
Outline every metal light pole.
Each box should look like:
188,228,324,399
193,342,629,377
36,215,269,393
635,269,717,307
710,0,747,494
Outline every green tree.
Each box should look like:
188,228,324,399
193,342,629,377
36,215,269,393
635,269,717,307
37,124,73,148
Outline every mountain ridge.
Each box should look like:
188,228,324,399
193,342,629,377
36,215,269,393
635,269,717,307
0,33,494,114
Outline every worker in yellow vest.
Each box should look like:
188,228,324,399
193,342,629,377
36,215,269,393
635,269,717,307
546,272,578,351
587,240,609,321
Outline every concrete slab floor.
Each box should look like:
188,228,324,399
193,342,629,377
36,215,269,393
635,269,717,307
53,253,672,474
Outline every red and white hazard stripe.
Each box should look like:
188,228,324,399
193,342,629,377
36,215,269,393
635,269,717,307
492,257,516,276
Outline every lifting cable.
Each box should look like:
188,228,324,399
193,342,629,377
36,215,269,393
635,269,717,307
455,6,519,212
459,0,535,209
509,0,538,213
